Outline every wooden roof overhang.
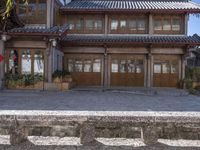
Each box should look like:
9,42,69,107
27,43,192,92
62,35,200,47
60,9,200,14
62,41,200,47
3,25,69,39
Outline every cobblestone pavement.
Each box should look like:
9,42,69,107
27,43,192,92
1,90,200,149
0,90,200,111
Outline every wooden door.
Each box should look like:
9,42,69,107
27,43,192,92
153,55,180,87
64,54,102,86
110,55,144,87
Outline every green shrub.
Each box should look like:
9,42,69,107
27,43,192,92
184,78,193,89
52,70,70,78
5,74,43,87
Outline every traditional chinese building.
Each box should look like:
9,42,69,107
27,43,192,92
1,0,200,89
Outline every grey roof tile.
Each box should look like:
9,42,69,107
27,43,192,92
61,0,200,12
62,34,200,45
7,25,69,37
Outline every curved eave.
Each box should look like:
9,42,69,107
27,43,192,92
63,41,200,46
6,32,61,37
60,8,200,14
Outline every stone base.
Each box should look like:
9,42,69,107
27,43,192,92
80,123,95,145
44,82,74,91
0,80,2,90
141,125,158,145
10,126,28,145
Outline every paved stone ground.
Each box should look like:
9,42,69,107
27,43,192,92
0,90,199,111
1,89,200,149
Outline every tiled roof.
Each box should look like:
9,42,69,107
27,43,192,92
61,0,200,12
63,34,200,45
7,25,69,37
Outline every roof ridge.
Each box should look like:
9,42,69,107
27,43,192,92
71,0,189,1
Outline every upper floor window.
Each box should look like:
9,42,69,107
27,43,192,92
16,0,47,25
66,15,104,34
110,16,147,34
153,15,183,34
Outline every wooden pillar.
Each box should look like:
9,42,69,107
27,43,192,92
144,55,147,87
181,55,186,80
184,14,188,35
151,55,154,87
0,40,5,89
46,43,53,83
47,0,54,28
104,53,108,88
149,14,153,35
107,54,111,87
147,49,153,88
104,14,108,35
178,57,182,80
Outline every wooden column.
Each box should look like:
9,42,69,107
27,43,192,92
107,54,111,87
47,0,54,28
147,50,153,88
184,14,188,35
0,39,5,89
103,47,108,89
144,55,147,87
149,14,153,35
104,14,108,35
181,55,186,80
46,43,53,83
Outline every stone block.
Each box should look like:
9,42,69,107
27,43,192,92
61,82,70,91
80,123,95,145
141,125,158,145
10,126,28,145
44,83,59,91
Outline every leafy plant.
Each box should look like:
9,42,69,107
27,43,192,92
5,73,43,88
184,78,193,89
52,70,70,78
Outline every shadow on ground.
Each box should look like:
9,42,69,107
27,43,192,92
0,141,200,150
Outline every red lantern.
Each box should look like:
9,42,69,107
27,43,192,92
0,55,4,62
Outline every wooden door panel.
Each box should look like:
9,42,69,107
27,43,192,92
153,55,180,87
72,73,101,86
110,54,144,87
65,54,102,86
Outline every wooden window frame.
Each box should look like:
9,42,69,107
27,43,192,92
153,15,184,34
111,56,144,74
109,15,148,34
66,15,104,34
5,49,44,76
65,55,102,73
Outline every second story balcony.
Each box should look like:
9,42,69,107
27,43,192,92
60,0,200,36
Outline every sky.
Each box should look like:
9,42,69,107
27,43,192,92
188,0,200,35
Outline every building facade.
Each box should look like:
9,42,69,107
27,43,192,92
1,0,200,89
